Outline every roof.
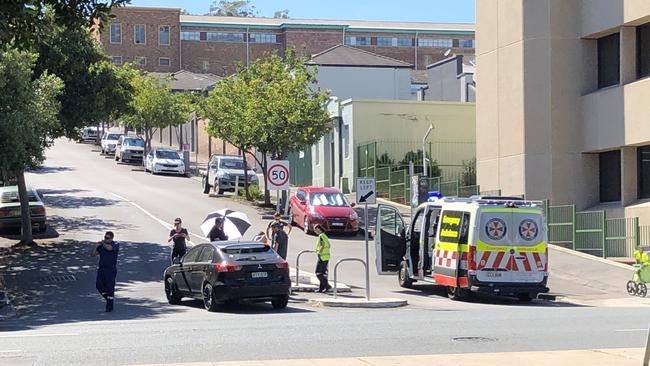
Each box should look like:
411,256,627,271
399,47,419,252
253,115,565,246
307,45,413,68
410,70,428,84
150,70,220,92
179,14,475,34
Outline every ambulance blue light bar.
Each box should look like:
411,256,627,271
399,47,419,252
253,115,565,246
427,191,442,201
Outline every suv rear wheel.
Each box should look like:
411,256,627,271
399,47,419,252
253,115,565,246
271,295,289,309
165,277,182,305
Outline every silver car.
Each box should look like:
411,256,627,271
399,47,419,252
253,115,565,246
145,148,186,176
0,186,47,232
115,136,145,163
101,131,123,155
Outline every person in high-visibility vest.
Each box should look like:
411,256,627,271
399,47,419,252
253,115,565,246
314,224,332,293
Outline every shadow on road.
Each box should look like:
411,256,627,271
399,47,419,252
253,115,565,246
177,298,313,315
40,192,119,209
28,166,75,175
0,239,177,330
46,215,134,233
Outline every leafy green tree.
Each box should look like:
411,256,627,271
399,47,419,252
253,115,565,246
207,0,257,16
123,75,194,158
87,61,137,131
461,158,477,186
204,49,331,203
0,50,63,245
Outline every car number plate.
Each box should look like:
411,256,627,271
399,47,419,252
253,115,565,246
251,271,268,278
486,272,502,278
331,222,345,227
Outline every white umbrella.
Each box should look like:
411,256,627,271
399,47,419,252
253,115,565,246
200,209,251,240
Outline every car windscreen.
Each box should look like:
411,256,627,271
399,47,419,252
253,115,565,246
219,159,247,170
123,138,145,147
155,150,180,159
1,191,38,203
107,134,121,140
222,245,272,254
310,192,349,207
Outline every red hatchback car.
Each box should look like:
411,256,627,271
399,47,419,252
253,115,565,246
289,187,360,235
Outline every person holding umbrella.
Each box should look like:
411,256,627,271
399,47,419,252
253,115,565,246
208,217,229,242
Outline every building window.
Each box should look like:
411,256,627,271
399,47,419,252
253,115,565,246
314,142,320,165
639,146,650,198
344,36,370,46
111,56,122,65
134,24,146,45
110,23,121,44
377,37,394,47
397,37,412,47
418,38,454,48
597,33,620,89
159,25,170,46
206,32,244,42
180,31,200,41
343,124,350,158
249,33,277,43
599,150,621,202
135,56,146,66
637,23,650,79
159,57,170,66
459,39,475,48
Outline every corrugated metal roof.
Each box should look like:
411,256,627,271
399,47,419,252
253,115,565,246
307,45,413,68
151,70,220,91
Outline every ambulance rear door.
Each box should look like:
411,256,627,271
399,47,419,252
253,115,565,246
509,209,546,283
375,204,407,275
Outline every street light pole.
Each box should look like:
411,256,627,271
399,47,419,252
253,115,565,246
422,124,433,177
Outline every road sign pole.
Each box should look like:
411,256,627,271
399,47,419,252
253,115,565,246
364,200,370,301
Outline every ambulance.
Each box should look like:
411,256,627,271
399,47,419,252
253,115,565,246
374,195,549,301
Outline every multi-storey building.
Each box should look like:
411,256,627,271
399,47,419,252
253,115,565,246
98,6,475,75
476,1,650,222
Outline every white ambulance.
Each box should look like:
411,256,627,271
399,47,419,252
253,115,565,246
374,196,549,301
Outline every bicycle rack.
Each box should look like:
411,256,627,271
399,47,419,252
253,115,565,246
295,250,317,287
333,258,368,300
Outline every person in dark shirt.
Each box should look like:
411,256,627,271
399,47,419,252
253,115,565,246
208,218,229,242
168,217,189,264
91,231,120,312
266,212,292,239
271,222,289,260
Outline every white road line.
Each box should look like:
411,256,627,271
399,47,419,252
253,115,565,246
108,192,205,244
614,328,647,332
0,350,22,353
0,333,78,338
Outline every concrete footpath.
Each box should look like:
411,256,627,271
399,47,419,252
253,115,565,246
130,348,645,366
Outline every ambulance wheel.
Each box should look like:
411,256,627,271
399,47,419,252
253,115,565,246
447,286,467,301
517,293,533,302
627,280,638,296
398,261,413,289
637,283,647,297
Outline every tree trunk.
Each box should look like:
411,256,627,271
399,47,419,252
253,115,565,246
16,170,35,246
262,154,270,206
241,146,251,201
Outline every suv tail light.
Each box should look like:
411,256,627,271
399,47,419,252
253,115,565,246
31,207,45,216
467,246,476,271
0,208,12,217
275,261,289,269
216,263,242,272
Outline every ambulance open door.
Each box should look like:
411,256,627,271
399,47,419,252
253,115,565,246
375,204,406,275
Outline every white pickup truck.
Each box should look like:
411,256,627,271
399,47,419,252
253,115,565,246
200,155,258,195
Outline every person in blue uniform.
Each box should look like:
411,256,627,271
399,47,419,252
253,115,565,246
91,231,120,312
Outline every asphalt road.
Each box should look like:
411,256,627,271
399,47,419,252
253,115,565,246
0,139,649,366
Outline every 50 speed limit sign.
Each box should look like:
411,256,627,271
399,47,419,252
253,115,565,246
266,160,290,190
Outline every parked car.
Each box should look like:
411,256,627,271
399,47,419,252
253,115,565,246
115,135,145,163
145,148,186,176
163,241,290,312
199,155,258,195
0,186,47,233
81,127,99,143
289,187,359,235
100,131,123,155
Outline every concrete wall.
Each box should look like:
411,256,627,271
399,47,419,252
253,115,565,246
315,66,413,100
425,58,462,102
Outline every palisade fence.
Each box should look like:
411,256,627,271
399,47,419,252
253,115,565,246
546,203,645,258
357,140,479,205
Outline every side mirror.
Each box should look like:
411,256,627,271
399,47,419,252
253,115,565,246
350,203,356,208
173,257,181,265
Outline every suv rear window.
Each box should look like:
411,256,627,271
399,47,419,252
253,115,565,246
222,245,271,254
219,159,247,170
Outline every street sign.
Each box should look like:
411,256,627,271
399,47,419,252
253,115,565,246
182,143,190,152
266,160,290,191
356,177,376,204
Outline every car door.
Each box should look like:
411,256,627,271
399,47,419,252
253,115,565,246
375,204,406,274
174,246,202,292
190,246,215,293
292,190,307,223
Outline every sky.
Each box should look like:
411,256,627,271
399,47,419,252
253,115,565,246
128,0,475,24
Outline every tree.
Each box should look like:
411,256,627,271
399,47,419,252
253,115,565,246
461,158,476,186
273,10,289,19
123,75,194,159
204,49,331,204
87,61,137,131
0,50,63,245
207,0,257,17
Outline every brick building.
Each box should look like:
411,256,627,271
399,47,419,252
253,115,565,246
98,6,475,74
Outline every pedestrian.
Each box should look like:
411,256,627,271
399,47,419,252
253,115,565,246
266,212,292,239
208,217,229,242
314,224,332,293
168,217,189,264
252,231,269,245
91,231,120,312
271,222,289,260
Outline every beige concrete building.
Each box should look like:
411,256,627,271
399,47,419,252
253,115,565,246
476,0,650,223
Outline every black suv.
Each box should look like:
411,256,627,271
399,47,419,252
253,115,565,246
164,241,291,311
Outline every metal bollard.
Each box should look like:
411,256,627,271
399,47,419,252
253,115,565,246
333,258,368,300
295,250,316,287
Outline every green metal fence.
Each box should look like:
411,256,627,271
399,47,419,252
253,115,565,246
605,217,639,258
459,185,480,198
547,205,575,249
375,166,390,198
574,211,606,256
389,169,407,204
357,142,377,179
440,181,459,197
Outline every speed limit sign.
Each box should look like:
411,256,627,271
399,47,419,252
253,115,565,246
266,160,290,190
